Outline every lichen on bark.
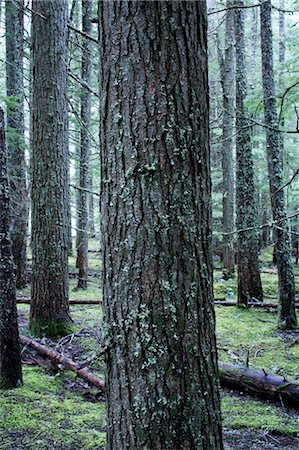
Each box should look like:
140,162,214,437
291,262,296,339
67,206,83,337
99,1,223,448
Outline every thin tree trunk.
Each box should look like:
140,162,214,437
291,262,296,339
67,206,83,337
88,169,96,237
99,2,223,449
235,1,263,305
217,1,235,277
260,0,297,329
76,0,93,289
5,0,28,289
30,0,71,337
0,108,22,389
249,4,259,89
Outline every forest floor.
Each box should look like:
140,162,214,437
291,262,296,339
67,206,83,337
1,244,299,449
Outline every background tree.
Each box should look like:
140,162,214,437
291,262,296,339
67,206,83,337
99,1,223,448
235,0,263,305
260,0,297,328
5,0,28,289
216,0,235,277
30,0,71,337
76,0,93,289
0,107,22,389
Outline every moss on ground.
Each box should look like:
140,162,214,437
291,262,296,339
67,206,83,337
0,367,105,450
216,306,299,377
214,268,299,300
222,394,299,435
8,247,298,448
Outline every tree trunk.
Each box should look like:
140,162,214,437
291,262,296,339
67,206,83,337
260,0,297,329
76,0,93,289
0,108,22,389
235,1,263,305
5,0,28,289
249,4,259,89
88,169,96,237
217,1,235,278
99,2,223,449
30,0,71,337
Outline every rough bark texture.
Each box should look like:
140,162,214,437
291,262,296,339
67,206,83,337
76,0,93,289
99,2,223,449
30,0,71,337
5,0,28,289
260,0,297,329
0,108,22,389
235,1,263,305
217,1,235,277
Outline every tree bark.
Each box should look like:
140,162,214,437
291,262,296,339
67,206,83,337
30,0,71,337
99,1,223,449
76,0,93,289
235,0,263,305
0,108,22,389
5,0,28,289
217,1,235,278
260,0,297,329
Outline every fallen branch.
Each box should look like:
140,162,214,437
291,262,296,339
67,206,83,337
17,297,101,305
20,335,105,392
219,362,299,408
214,301,299,308
261,268,299,276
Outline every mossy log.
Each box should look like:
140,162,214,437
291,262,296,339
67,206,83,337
20,335,105,391
219,362,299,408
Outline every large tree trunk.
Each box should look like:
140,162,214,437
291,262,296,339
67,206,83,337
5,0,28,289
30,0,71,337
260,0,297,329
235,1,263,305
217,1,235,278
99,2,223,449
76,0,93,289
0,108,22,389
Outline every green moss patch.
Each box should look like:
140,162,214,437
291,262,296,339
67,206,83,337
0,366,106,450
222,394,299,436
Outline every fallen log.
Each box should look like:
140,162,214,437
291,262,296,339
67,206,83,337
20,334,299,409
261,269,299,277
20,335,105,392
219,362,299,408
17,297,101,305
214,301,299,308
